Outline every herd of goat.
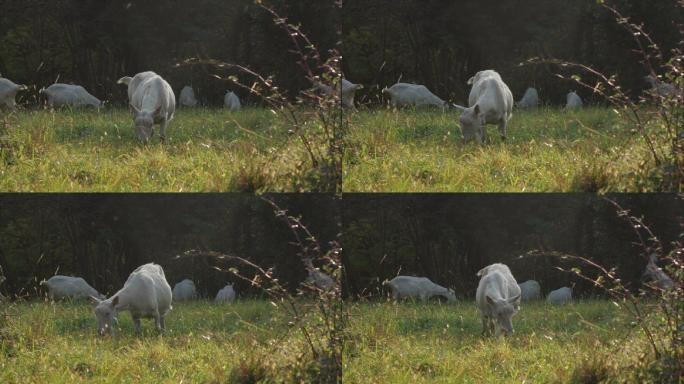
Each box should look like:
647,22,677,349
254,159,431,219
385,254,674,336
16,253,674,337
0,69,677,143
19,258,334,335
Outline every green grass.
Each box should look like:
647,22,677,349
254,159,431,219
0,108,328,192
344,300,642,383
0,300,326,383
343,107,657,192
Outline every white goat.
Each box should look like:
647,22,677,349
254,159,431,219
382,82,448,110
642,253,674,291
565,91,583,110
172,279,197,301
518,280,541,301
41,275,104,300
0,78,28,110
124,71,176,142
516,87,539,109
546,287,572,305
644,75,677,98
215,284,236,304
91,263,172,336
224,91,241,111
40,84,102,109
475,263,521,336
179,86,198,107
384,275,457,303
453,70,514,143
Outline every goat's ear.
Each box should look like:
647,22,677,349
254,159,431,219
89,296,101,306
130,104,141,114
111,296,119,307
474,104,481,116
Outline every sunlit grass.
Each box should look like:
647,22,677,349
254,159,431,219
0,300,322,383
343,107,657,192
0,107,327,192
343,300,641,383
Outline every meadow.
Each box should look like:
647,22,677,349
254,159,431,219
0,299,330,383
343,107,660,192
0,108,329,192
344,300,643,383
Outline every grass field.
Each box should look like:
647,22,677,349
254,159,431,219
344,300,642,383
0,300,327,383
0,108,330,192
343,107,659,192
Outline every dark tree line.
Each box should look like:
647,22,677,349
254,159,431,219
342,194,683,299
0,0,340,106
342,0,683,105
0,194,339,298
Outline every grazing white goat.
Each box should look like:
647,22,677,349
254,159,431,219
179,86,198,107
314,79,364,109
172,279,197,301
224,91,241,111
475,263,521,336
0,78,28,110
341,79,363,109
382,82,448,110
642,253,674,291
215,284,236,304
516,87,539,109
303,258,335,290
518,280,541,301
91,263,172,336
41,275,104,300
546,287,572,305
123,71,175,142
644,75,677,98
40,84,102,109
565,91,583,110
384,275,457,303
453,70,514,143
117,71,156,101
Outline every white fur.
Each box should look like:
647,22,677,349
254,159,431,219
224,91,241,111
475,263,521,336
642,254,674,290
172,279,197,301
40,275,103,300
546,286,572,305
565,91,583,110
303,258,335,290
214,284,236,304
516,87,539,109
457,70,514,143
0,78,28,110
126,71,176,142
644,75,677,97
40,84,102,109
314,79,363,109
179,86,198,107
382,82,447,110
384,275,457,303
518,280,541,301
91,263,172,336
